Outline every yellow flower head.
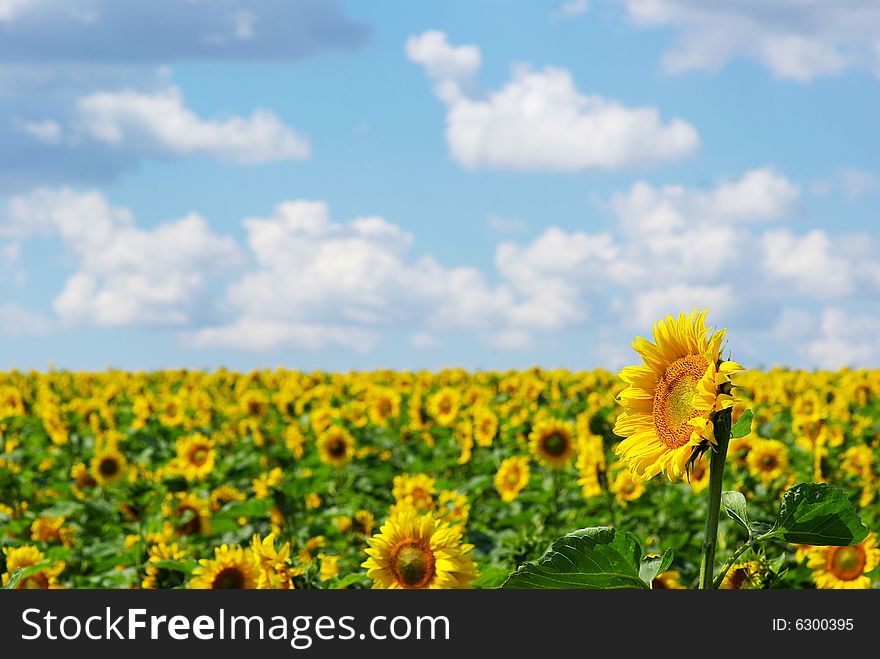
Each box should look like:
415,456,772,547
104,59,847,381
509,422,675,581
494,456,531,502
807,533,880,589
362,509,477,589
528,419,576,469
189,544,260,589
614,310,742,481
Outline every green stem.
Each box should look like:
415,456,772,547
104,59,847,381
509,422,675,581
698,408,732,589
713,530,781,589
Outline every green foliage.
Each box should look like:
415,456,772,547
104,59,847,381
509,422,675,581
771,483,869,546
502,527,653,589
721,490,750,534
730,409,753,439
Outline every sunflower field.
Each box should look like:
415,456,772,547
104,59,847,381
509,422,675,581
1,364,878,590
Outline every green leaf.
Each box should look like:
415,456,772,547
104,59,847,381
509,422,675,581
39,501,84,518
501,527,649,589
639,548,674,586
730,409,753,439
773,483,869,546
721,490,750,533
215,499,273,519
2,563,49,590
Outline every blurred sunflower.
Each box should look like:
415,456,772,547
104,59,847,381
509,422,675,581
652,570,686,589
90,446,127,487
614,310,742,481
807,533,879,589
189,544,260,589
746,439,789,485
426,387,460,427
528,419,576,469
1,545,64,589
173,433,216,481
317,426,356,468
494,456,531,502
392,473,436,511
362,510,477,589
610,469,646,506
720,561,764,589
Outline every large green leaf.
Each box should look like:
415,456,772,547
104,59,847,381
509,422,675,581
721,490,750,533
730,409,753,439
772,483,868,546
501,527,649,589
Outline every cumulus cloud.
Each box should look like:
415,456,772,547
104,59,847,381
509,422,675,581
194,200,522,350
806,308,880,368
619,0,880,80
407,30,698,171
0,303,51,336
1,187,240,327
72,86,310,163
761,229,853,298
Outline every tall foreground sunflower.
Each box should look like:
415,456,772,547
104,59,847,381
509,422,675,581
614,310,743,481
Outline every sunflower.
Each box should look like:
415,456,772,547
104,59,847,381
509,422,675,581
142,543,188,589
210,484,246,511
652,570,686,589
251,533,301,589
189,544,260,589
528,419,576,469
746,438,789,485
1,545,65,589
392,473,436,511
720,561,763,589
614,310,742,481
807,533,879,589
30,517,74,546
90,446,127,487
362,509,477,589
472,407,498,447
610,469,646,506
316,426,356,468
368,387,401,427
240,389,269,418
494,456,531,502
164,493,212,536
173,433,216,481
426,387,461,427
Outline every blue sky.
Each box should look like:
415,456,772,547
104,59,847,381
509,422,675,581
1,0,879,371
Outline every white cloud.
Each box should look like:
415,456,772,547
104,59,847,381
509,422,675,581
620,0,880,80
410,332,439,349
839,168,879,198
0,303,51,336
2,187,240,327
197,200,520,350
611,167,800,234
488,214,528,233
761,229,852,298
405,31,480,103
806,308,880,368
74,86,310,163
0,0,39,23
408,31,698,171
17,118,62,144
632,284,734,329
191,319,378,352
552,0,590,21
